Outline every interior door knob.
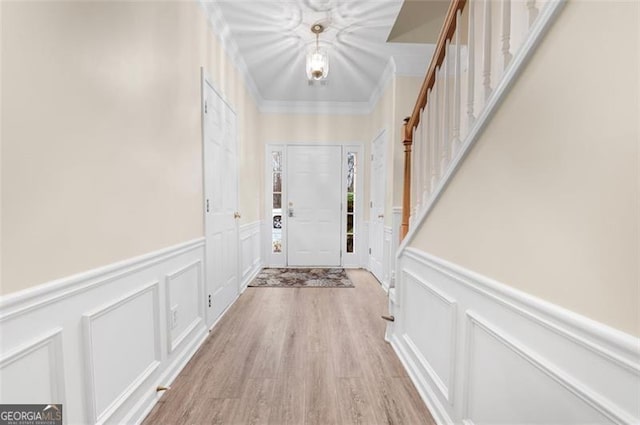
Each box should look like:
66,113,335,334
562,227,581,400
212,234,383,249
378,214,384,219
234,212,241,219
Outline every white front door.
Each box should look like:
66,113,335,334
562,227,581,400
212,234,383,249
202,77,239,326
287,145,342,266
369,131,386,282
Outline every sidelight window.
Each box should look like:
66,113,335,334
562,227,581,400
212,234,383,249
346,152,357,253
272,151,283,253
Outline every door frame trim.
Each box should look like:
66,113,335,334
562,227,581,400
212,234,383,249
263,142,365,268
201,68,240,328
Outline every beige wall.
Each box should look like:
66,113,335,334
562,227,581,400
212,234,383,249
411,1,639,336
368,75,422,226
1,1,261,294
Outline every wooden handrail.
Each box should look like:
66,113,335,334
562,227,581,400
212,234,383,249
407,0,467,134
400,0,467,242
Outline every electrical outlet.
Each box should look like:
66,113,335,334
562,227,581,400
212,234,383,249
170,306,178,330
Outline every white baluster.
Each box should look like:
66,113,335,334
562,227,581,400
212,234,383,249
527,0,539,28
412,113,423,213
452,9,462,156
421,106,429,202
428,87,437,192
424,89,434,193
441,42,450,174
482,0,492,103
502,0,513,70
433,71,441,185
466,0,476,127
411,124,418,218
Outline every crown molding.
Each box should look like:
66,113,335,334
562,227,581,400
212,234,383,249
366,57,397,113
198,2,426,116
259,100,372,115
198,0,264,107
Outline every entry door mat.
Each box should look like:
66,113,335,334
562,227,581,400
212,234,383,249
249,268,354,288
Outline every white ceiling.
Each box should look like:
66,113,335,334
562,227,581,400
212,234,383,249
202,0,436,112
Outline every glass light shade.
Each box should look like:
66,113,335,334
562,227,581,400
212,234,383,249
306,48,329,80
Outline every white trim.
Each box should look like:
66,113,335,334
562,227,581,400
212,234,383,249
390,334,453,425
164,260,205,354
402,269,458,403
464,312,635,424
198,1,262,106
398,0,568,255
391,247,640,425
0,328,66,405
403,248,640,361
121,330,208,425
196,3,402,116
239,220,263,290
0,238,204,322
82,281,161,425
367,58,397,114
259,100,372,115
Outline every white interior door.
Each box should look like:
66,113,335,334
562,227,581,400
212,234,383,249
369,131,386,282
203,77,239,326
287,145,342,266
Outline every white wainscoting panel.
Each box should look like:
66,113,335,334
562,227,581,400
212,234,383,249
0,328,65,405
165,261,204,353
0,238,212,425
83,281,161,424
240,221,263,290
381,226,393,292
359,221,370,269
390,247,640,425
402,270,457,403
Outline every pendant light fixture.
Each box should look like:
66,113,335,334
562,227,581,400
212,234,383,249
306,23,329,81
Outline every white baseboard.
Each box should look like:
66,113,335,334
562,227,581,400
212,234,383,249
389,248,640,425
0,238,242,425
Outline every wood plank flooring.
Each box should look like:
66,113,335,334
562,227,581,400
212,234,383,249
143,269,435,425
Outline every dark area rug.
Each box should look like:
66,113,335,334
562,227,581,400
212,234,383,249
249,268,354,288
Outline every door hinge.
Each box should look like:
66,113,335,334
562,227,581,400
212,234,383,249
369,248,372,255
208,294,211,307
204,100,207,114
206,199,210,213
370,201,373,208
371,154,374,161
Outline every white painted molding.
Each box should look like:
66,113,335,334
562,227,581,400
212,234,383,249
239,220,263,290
0,328,66,404
367,58,397,114
259,100,372,115
390,334,453,425
198,1,263,107
196,4,406,116
463,312,636,424
397,0,568,255
0,239,212,424
0,238,205,322
122,330,209,425
164,260,204,354
391,247,640,425
82,281,161,424
403,248,640,360
402,269,458,403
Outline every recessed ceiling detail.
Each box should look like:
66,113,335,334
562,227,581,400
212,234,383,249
202,0,436,110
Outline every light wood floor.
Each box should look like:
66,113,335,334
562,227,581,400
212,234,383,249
143,269,435,425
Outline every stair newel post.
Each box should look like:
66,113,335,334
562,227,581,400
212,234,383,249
400,117,413,241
